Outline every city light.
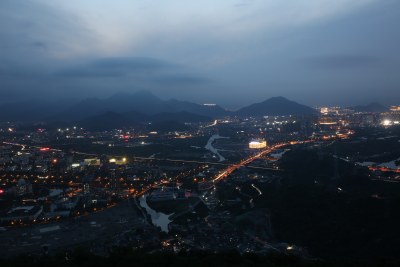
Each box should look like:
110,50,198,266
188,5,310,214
249,140,267,149
382,119,392,126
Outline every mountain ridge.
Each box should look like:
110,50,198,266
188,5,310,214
0,91,373,123
76,110,211,131
236,96,317,116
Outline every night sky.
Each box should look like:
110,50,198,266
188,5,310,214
1,0,400,108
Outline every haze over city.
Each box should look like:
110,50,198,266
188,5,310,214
1,0,400,108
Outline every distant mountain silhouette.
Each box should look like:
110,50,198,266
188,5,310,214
78,111,142,131
148,120,189,132
349,102,388,113
0,92,326,123
51,91,228,121
150,111,211,123
123,110,150,122
53,91,166,121
236,96,317,116
164,99,229,117
77,110,209,130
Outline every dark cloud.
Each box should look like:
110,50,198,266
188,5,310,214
301,55,380,69
49,57,211,100
0,0,94,63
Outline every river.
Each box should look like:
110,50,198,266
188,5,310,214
138,195,172,233
205,134,228,162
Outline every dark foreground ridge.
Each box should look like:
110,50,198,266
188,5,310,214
1,249,398,267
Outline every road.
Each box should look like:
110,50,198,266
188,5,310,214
213,143,284,182
134,142,297,197
212,140,312,182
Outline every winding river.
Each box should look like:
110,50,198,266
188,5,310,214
138,195,173,233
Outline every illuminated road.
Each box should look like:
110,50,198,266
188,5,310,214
213,144,281,182
251,184,262,196
212,140,310,183
204,119,218,128
2,142,63,152
134,142,296,197
132,157,280,171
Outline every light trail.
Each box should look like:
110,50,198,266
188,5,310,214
251,184,262,196
204,119,218,128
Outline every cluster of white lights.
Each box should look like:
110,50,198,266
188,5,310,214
382,119,400,126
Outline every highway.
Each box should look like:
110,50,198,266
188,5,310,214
134,142,299,197
212,142,287,182
212,140,313,182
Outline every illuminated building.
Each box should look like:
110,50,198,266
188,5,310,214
319,106,352,115
381,117,400,126
249,139,267,149
109,157,128,165
319,107,342,115
390,106,400,112
320,107,329,114
319,116,338,125
84,158,101,166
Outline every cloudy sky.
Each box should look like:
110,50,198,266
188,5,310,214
1,0,400,108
